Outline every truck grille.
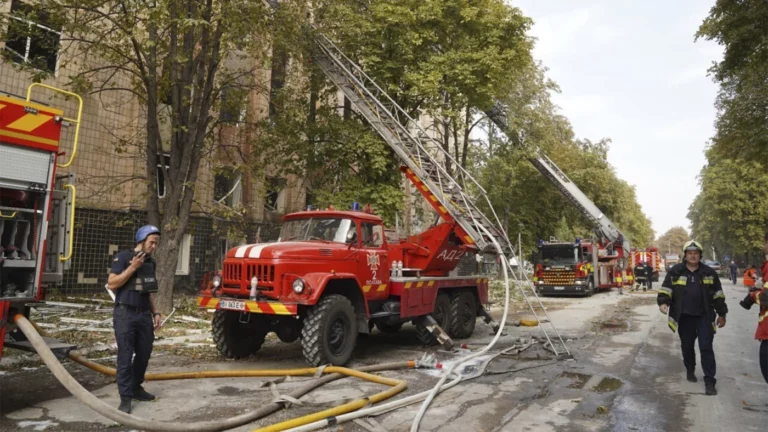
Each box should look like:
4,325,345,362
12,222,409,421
246,264,275,284
541,270,575,285
222,262,276,292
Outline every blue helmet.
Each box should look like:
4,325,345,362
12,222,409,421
136,225,161,244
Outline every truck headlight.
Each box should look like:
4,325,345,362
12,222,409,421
292,279,305,294
212,275,222,288
575,281,583,285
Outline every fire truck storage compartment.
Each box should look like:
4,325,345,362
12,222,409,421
0,143,52,300
0,195,46,299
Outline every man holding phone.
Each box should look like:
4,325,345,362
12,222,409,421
107,225,162,413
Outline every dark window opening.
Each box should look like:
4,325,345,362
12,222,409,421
5,0,60,73
156,153,171,199
268,48,289,119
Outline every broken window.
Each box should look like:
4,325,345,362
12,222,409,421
156,153,171,199
5,0,61,73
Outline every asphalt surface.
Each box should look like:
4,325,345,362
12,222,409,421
1,276,766,431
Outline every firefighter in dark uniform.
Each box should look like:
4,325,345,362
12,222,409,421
633,261,648,292
107,225,163,413
644,261,654,290
658,240,728,396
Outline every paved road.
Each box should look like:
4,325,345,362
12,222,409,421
1,279,766,431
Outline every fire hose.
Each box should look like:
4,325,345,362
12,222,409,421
14,313,414,432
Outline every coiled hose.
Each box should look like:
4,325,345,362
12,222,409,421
14,314,414,432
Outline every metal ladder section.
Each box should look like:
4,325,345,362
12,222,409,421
486,103,630,255
312,33,508,255
310,33,571,358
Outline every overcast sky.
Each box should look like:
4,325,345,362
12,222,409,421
513,0,723,238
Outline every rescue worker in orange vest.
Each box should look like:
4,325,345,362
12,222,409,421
737,233,768,384
744,264,758,290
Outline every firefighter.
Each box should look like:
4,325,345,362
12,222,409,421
658,240,728,395
744,264,757,290
107,225,163,413
633,261,647,292
644,261,654,290
737,233,768,384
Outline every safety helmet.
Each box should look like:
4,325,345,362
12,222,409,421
136,225,161,244
682,240,703,254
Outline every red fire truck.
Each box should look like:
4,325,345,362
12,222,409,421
533,237,625,297
198,175,494,366
0,84,81,360
629,247,661,282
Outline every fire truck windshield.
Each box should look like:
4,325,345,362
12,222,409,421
540,247,579,266
279,218,357,244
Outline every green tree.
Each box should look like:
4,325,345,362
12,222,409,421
688,157,768,261
2,0,304,312
696,0,768,165
655,227,690,255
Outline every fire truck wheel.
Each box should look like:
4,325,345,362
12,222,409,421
449,291,477,339
375,322,403,333
212,310,267,359
415,293,451,345
301,294,358,366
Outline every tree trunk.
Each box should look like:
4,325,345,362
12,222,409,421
154,238,180,313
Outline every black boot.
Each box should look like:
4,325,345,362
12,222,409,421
705,381,717,396
686,370,697,383
132,386,156,401
118,397,132,413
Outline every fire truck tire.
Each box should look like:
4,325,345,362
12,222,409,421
375,322,403,333
301,294,358,366
415,293,451,345
212,310,267,359
449,291,477,339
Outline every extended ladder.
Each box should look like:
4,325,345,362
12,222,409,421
308,32,571,358
486,103,630,256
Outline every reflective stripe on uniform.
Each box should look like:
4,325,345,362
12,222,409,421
659,287,672,297
672,279,687,286
759,310,768,323
703,276,714,285
668,316,678,332
713,290,725,300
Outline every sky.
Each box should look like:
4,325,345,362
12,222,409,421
513,0,724,238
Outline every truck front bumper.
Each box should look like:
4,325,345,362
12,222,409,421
196,296,298,315
536,284,587,296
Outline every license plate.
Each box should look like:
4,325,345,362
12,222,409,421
219,300,246,311
554,287,565,291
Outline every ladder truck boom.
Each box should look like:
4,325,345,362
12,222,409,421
486,103,631,256
311,31,512,254
249,5,571,359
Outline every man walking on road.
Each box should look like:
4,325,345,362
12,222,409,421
658,240,728,395
729,261,739,284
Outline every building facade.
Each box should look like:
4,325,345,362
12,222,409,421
0,0,307,295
